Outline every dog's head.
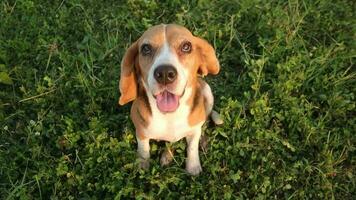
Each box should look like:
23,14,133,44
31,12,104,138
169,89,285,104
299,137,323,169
119,24,219,113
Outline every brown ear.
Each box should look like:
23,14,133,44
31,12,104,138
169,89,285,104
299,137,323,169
119,41,138,105
195,37,220,76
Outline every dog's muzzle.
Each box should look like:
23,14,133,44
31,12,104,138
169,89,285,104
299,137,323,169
152,64,181,113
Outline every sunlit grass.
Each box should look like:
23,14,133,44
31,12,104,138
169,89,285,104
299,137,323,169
0,0,355,199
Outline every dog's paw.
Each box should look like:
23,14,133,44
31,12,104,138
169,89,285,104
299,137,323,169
211,110,223,125
138,158,150,170
160,149,174,167
186,162,202,175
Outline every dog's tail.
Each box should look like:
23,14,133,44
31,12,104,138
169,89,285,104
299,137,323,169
210,110,223,125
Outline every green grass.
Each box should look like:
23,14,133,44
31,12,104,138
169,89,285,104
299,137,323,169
0,0,355,199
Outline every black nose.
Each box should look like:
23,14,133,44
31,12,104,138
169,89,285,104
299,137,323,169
154,64,177,85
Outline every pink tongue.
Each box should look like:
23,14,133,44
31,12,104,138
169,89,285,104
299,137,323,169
156,91,179,112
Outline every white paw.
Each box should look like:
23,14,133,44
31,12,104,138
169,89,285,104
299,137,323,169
160,149,173,166
186,162,202,175
211,110,223,125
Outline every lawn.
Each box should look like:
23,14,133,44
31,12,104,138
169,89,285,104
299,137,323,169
0,0,355,199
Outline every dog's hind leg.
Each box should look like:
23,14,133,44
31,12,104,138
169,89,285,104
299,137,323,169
201,81,223,125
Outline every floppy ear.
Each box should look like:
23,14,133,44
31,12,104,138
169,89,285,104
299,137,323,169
195,37,220,76
119,41,138,105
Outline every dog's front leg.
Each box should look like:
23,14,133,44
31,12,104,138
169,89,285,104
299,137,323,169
185,128,202,175
137,135,150,169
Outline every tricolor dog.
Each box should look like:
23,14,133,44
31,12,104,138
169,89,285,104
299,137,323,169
119,24,222,175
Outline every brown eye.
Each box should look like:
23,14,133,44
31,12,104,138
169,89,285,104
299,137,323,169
141,44,152,56
181,41,192,53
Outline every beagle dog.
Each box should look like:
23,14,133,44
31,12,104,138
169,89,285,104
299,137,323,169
119,24,222,175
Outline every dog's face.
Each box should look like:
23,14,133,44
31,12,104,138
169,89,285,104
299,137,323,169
119,24,219,113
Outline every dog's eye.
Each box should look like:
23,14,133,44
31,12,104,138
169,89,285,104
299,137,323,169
141,44,152,56
181,41,192,53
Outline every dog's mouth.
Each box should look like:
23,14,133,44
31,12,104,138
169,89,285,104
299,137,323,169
154,90,185,113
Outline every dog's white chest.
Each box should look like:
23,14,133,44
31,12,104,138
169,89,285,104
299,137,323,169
143,105,195,142
142,87,204,142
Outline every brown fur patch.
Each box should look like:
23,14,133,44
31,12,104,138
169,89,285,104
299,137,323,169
119,41,138,105
136,107,147,126
135,127,146,140
188,80,206,126
122,24,220,138
130,83,152,139
137,24,166,83
194,37,220,76
191,84,201,114
138,83,152,115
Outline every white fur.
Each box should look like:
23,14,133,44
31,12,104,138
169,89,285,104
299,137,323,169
142,26,197,142
202,82,223,125
137,137,150,159
185,126,203,175
147,31,187,97
202,83,214,115
136,25,208,175
141,82,203,142
138,81,204,175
